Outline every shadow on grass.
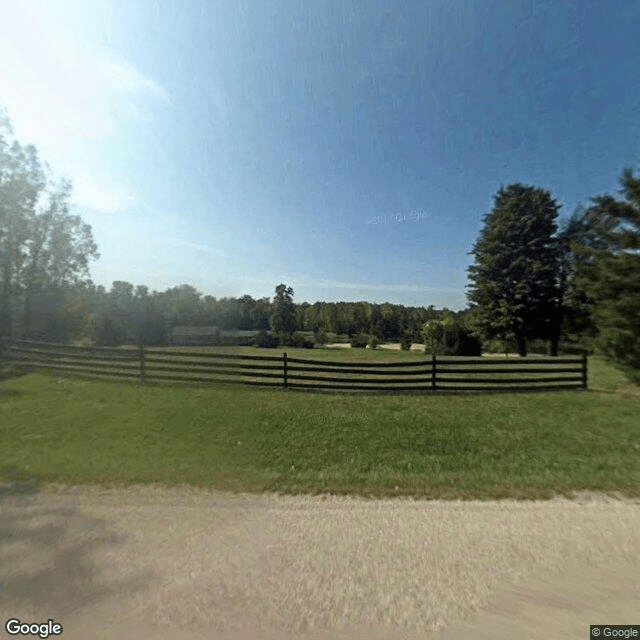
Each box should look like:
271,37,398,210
0,387,26,399
278,386,588,397
0,464,154,618
0,364,33,384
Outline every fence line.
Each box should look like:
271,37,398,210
0,338,588,393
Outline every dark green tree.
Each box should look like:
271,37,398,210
466,183,562,356
380,302,400,340
320,303,338,335
250,297,271,331
555,210,603,345
237,294,256,330
134,302,168,346
295,301,309,332
367,303,383,339
94,312,128,347
270,284,295,343
303,302,319,332
131,285,167,346
399,331,412,351
569,165,640,371
155,284,203,327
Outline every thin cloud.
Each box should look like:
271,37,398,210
102,59,171,105
159,237,228,259
248,276,458,293
72,175,135,216
311,280,458,293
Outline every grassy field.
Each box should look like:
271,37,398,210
0,346,638,500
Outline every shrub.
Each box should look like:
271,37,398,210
453,332,483,356
367,335,379,349
252,330,280,348
350,333,368,348
290,332,314,348
482,337,518,355
482,338,500,353
220,332,253,346
400,333,412,351
422,322,445,355
313,329,328,346
528,338,549,355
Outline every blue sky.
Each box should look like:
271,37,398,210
1,0,639,311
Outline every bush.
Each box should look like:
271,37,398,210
313,329,328,346
482,338,517,355
528,338,549,355
350,333,368,348
289,332,314,348
252,330,280,348
453,332,483,356
400,333,413,351
422,322,445,355
367,335,379,349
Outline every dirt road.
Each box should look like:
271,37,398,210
2,484,638,639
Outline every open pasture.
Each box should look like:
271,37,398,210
0,347,637,500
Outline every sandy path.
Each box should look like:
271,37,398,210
1,484,639,640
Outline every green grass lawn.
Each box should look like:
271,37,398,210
1,348,638,500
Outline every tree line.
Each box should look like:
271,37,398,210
0,274,461,348
1,106,639,374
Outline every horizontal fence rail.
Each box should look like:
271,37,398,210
0,339,588,393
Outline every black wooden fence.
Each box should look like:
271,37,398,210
0,339,588,393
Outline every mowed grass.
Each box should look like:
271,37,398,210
0,347,638,500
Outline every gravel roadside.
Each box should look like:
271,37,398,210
2,484,639,640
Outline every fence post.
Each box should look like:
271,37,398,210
139,344,146,386
431,353,436,390
283,352,288,389
582,351,588,389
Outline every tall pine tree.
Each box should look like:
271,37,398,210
569,166,640,371
467,184,562,356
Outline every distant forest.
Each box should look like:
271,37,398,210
5,279,464,347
